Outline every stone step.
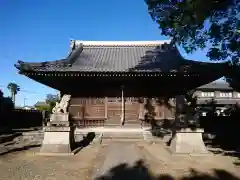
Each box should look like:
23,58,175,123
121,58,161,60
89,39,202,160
126,120,141,122
124,123,140,125
102,134,143,139
103,124,141,128
0,133,21,144
143,131,154,142
121,125,142,129
101,138,143,145
143,130,172,144
11,131,45,144
2,141,16,146
102,132,143,140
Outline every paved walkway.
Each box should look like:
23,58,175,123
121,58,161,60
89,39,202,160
93,142,142,179
93,141,240,179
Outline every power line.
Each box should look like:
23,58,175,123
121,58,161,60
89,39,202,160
0,84,56,96
20,90,50,95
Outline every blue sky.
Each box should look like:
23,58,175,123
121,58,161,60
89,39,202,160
0,0,219,106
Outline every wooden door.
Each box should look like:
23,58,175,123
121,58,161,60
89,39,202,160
84,98,105,118
107,97,122,125
124,97,140,125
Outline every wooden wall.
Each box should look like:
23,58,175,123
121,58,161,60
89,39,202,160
69,97,175,127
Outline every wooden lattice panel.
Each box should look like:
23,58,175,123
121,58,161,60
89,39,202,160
85,104,105,117
107,103,121,119
125,102,140,120
68,105,84,118
69,98,86,105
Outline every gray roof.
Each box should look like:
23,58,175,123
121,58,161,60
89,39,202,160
34,101,47,107
197,82,232,90
197,99,239,105
15,40,228,73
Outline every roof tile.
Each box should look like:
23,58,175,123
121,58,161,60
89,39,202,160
15,41,227,73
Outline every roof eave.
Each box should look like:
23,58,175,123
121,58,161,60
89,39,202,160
14,63,21,70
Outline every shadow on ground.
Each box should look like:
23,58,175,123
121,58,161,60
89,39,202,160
0,144,41,156
234,160,240,166
150,119,173,138
95,159,239,180
72,132,96,153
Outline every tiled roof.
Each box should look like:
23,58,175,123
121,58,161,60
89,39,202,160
15,40,228,73
197,82,232,90
34,101,48,107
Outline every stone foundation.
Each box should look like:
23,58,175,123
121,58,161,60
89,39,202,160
37,110,76,156
169,128,210,155
37,126,75,156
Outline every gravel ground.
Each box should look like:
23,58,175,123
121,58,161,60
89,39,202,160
137,141,240,179
0,140,239,180
0,144,104,180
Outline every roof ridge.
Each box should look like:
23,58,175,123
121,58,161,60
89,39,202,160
71,40,171,47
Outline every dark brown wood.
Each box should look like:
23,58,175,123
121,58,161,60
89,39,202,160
72,118,105,128
69,97,176,128
107,98,121,125
25,73,216,97
105,97,108,119
124,97,140,125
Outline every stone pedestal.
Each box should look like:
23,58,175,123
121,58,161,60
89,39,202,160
169,128,210,155
37,113,75,156
48,113,70,126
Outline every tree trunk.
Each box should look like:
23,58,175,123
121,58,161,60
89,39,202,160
12,92,15,106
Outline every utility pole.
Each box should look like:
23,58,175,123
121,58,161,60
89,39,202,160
24,97,27,107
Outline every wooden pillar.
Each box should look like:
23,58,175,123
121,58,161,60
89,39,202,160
174,95,185,130
139,102,142,119
121,85,125,125
163,107,165,119
139,98,144,119
105,97,108,119
82,99,86,124
143,98,148,127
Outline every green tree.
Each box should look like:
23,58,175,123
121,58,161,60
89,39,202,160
145,0,240,88
0,89,3,100
45,94,60,111
35,104,50,111
7,83,20,106
146,0,239,61
181,91,199,127
0,89,14,114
